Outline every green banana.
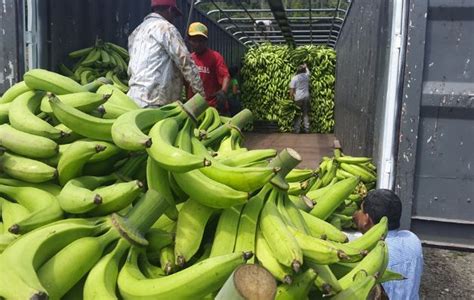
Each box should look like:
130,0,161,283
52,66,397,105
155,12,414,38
217,149,277,167
40,92,110,114
339,163,376,183
9,90,66,139
146,156,179,220
192,137,278,192
287,194,314,211
173,168,249,209
83,239,130,300
146,118,211,172
310,176,360,220
81,77,111,92
275,268,317,300
38,229,120,299
210,205,243,257
49,94,115,141
68,46,93,59
335,156,372,164
0,176,61,196
332,275,377,300
0,124,58,159
255,228,293,284
285,168,315,182
280,192,311,234
305,260,342,295
321,159,337,186
58,175,115,214
291,229,348,264
159,245,177,275
57,140,106,186
300,209,348,242
0,184,63,234
87,180,143,216
24,69,88,94
0,81,30,104
138,248,166,279
118,251,251,299
260,193,303,272
0,103,10,124
2,200,30,234
80,48,102,67
233,185,272,261
145,228,174,264
0,233,16,254
0,151,57,183
0,218,107,299
197,107,215,132
338,241,388,289
346,216,388,252
174,198,215,266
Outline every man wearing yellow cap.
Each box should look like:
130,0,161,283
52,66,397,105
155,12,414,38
127,0,204,107
188,22,231,114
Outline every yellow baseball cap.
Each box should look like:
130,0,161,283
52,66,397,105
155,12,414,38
188,22,208,39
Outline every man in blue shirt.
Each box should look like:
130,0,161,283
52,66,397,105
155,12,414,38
353,189,423,300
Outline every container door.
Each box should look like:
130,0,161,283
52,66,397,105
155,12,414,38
396,0,474,249
0,0,24,94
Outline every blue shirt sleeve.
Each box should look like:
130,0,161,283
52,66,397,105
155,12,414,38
382,230,424,300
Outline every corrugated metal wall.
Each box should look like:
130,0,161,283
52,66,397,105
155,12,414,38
43,0,246,71
0,0,24,94
395,0,474,249
333,0,391,157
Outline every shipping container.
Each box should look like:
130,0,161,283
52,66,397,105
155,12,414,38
1,0,472,249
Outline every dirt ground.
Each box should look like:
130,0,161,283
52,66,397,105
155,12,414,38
421,247,474,299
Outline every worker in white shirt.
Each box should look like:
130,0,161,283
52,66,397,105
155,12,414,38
127,0,204,107
290,64,311,133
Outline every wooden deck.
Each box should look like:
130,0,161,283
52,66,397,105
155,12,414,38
242,132,336,169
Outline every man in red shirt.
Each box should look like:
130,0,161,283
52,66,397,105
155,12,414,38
187,22,230,114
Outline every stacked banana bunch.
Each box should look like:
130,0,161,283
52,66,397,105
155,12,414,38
287,149,378,231
289,46,336,133
59,40,130,93
241,44,336,133
0,69,400,299
241,44,299,132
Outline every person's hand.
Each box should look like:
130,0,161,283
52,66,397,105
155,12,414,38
214,90,227,103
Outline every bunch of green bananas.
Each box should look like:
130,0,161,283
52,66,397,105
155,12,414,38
287,148,377,231
59,39,130,93
241,44,297,132
0,69,398,299
290,46,336,133
241,44,336,133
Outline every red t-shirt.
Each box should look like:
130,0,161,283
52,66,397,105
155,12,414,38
191,49,230,107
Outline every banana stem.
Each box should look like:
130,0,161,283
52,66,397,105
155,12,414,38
182,93,209,121
268,148,302,190
215,264,276,300
111,190,170,247
202,109,253,147
126,190,169,233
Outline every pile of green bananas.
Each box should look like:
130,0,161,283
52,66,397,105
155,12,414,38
287,149,378,232
241,44,298,132
241,44,336,133
290,46,336,133
0,69,400,299
59,39,130,93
